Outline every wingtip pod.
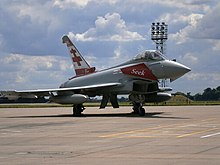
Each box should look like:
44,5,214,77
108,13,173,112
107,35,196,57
62,35,73,47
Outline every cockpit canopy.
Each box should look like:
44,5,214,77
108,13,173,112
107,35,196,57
132,50,165,62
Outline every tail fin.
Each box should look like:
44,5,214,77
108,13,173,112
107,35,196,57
62,35,95,77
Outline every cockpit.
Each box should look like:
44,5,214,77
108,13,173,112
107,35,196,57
132,50,165,62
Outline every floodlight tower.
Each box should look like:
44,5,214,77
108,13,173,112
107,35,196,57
151,22,168,87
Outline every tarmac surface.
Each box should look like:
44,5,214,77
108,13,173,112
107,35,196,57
0,106,220,165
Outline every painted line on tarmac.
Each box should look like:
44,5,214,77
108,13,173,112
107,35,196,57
99,118,219,139
177,128,218,138
121,135,154,138
200,131,220,139
99,123,181,138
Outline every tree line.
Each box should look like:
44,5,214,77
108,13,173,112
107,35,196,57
186,86,220,101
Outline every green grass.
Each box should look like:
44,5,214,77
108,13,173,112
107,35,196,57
0,103,71,108
0,101,220,108
145,101,220,106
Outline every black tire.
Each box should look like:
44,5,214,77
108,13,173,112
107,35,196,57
132,102,140,114
138,107,145,116
73,104,84,116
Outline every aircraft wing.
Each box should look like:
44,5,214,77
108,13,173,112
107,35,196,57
1,82,122,98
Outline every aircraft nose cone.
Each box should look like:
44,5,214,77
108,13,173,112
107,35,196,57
163,60,191,81
150,60,191,81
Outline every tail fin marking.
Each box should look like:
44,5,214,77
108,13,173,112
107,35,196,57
62,35,95,77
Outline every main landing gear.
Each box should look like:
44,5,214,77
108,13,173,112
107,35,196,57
73,104,85,116
129,94,146,116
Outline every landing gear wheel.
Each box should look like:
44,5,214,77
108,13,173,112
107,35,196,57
129,94,146,116
132,102,145,116
132,108,139,114
73,104,85,116
138,107,145,116
132,102,140,114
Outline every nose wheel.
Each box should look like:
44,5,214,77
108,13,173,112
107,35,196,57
132,102,145,116
129,94,146,116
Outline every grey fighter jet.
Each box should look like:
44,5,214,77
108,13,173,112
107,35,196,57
1,35,191,116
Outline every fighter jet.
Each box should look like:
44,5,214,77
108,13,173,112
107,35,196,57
1,35,190,116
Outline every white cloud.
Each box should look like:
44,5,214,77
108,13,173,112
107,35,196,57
159,2,220,43
53,0,90,8
3,54,57,71
169,13,204,44
181,53,198,65
52,0,214,11
151,0,215,12
0,53,72,89
15,74,26,83
69,13,145,42
211,40,220,51
53,0,117,9
7,1,61,32
113,46,122,60
185,2,220,39
186,72,220,83
84,55,97,66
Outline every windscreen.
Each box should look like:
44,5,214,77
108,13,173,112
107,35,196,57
133,50,165,62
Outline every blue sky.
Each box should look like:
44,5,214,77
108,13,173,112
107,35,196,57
0,0,220,94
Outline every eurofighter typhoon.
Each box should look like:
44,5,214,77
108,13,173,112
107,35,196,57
1,35,191,116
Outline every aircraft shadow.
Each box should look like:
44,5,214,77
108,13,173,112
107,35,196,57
7,112,190,120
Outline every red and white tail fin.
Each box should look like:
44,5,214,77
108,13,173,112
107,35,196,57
62,35,95,77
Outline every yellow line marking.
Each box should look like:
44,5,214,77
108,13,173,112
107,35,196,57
125,136,154,138
99,123,184,138
99,118,219,138
177,128,218,138
99,130,138,138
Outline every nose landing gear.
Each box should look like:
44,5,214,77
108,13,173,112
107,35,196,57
129,94,146,116
132,102,145,116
